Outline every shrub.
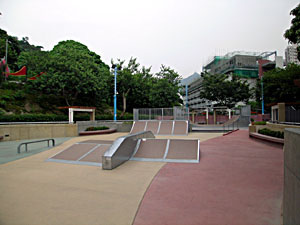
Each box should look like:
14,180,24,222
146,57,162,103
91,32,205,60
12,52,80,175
258,128,284,139
253,121,266,125
85,126,109,131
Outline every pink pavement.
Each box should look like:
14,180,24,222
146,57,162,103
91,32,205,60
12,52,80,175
134,130,283,225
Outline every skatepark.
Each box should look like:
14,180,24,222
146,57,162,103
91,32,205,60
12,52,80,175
0,110,284,225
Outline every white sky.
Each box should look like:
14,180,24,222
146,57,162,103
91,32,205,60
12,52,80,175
0,0,298,78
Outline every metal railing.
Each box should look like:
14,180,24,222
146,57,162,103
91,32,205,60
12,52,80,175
223,115,240,133
133,107,189,121
17,139,55,154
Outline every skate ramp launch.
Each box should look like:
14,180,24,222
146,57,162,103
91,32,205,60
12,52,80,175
130,120,188,135
47,131,199,170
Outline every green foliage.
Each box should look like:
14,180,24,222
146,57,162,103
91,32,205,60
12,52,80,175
258,128,284,139
253,121,266,125
17,50,49,78
0,28,21,71
34,40,111,106
85,126,109,131
199,73,252,108
257,64,300,105
284,3,300,60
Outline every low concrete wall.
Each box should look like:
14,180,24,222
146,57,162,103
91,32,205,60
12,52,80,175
266,123,299,132
249,123,300,133
0,124,77,141
77,121,133,133
283,128,300,225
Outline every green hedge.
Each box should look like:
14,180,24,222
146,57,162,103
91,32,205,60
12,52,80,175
258,128,284,139
85,126,109,131
253,121,267,125
0,113,133,122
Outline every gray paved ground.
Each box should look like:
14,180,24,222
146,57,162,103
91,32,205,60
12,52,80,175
0,137,73,165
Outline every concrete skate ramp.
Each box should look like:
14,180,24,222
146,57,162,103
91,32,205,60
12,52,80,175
130,120,188,135
158,121,173,135
47,140,112,166
145,121,160,134
131,139,199,163
102,131,155,170
130,121,146,134
173,121,188,135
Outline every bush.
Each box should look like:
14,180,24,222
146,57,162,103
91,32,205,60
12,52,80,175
85,126,109,131
253,121,266,125
258,128,284,139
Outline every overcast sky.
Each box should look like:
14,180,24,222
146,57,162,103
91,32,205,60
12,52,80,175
0,0,299,77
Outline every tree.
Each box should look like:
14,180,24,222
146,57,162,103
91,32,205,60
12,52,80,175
256,64,300,105
35,40,110,106
199,73,251,108
17,50,50,78
0,28,21,71
149,65,182,107
284,3,300,60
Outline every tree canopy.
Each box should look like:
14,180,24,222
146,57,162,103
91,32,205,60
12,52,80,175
284,3,300,60
256,64,300,105
35,40,111,106
199,73,251,108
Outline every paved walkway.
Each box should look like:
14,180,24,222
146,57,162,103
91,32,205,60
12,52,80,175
0,137,73,165
134,130,283,225
0,132,222,225
0,131,283,225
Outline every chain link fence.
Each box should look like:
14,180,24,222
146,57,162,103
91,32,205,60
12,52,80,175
133,107,189,121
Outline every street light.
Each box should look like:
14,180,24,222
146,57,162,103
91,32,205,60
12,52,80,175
112,64,121,121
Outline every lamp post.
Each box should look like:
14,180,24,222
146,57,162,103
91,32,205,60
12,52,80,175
112,65,118,121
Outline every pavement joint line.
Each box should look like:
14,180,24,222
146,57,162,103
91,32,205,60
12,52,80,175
171,121,175,135
163,139,170,159
76,144,102,161
131,139,141,158
46,158,102,167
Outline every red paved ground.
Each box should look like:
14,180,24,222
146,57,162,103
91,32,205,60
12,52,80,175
134,130,283,225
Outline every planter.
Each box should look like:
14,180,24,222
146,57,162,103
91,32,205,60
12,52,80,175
79,128,117,136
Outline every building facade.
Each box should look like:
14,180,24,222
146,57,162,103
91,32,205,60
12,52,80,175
285,44,300,65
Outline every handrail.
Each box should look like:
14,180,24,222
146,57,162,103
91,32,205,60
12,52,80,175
17,139,55,154
223,115,240,132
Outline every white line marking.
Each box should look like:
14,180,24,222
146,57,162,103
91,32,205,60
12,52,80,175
171,121,175,135
131,139,141,158
163,139,170,159
76,144,102,161
157,121,162,134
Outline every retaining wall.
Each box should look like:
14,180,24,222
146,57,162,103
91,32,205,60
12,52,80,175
283,128,300,225
0,124,77,141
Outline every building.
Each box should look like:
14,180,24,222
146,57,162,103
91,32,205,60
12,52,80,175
182,51,283,111
285,44,300,65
